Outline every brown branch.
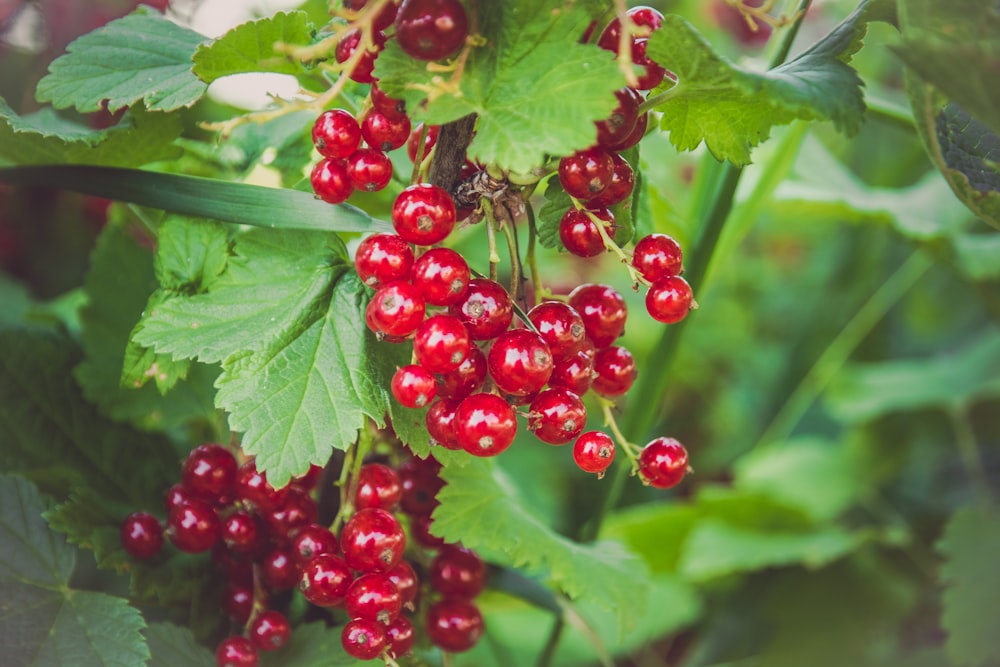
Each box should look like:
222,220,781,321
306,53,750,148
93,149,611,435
428,113,477,192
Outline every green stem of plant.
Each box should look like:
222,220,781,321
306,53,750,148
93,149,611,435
947,403,995,508
865,94,917,132
526,203,545,304
535,616,566,667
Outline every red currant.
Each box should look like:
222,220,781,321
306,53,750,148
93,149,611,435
548,344,596,396
413,314,471,373
387,560,419,605
448,278,514,340
606,110,648,152
559,206,616,257
340,507,406,572
589,152,635,207
355,463,403,511
261,486,318,540
631,38,668,90
312,109,361,160
366,280,426,338
182,443,237,501
426,598,485,653
528,388,587,445
572,431,616,474
638,437,689,488
222,582,254,624
164,482,204,513
398,456,444,515
591,345,637,397
527,301,585,360
234,460,289,512
386,615,415,659
290,524,339,565
221,509,262,555
558,147,614,200
410,512,446,548
392,183,456,245
370,82,407,118
120,511,163,559
646,275,694,324
487,329,554,397
354,232,413,288
166,499,220,553
341,618,387,660
249,610,290,652
299,553,353,607
595,88,642,149
411,247,470,306
632,233,683,282
429,544,487,598
360,107,411,152
343,0,399,31
425,397,463,450
261,546,300,591
216,636,258,667
292,464,324,492
598,5,664,51
391,363,438,408
436,343,486,400
346,148,393,192
568,283,628,348
311,158,354,204
335,28,386,84
346,572,403,624
454,392,518,457
395,0,469,62
407,123,439,162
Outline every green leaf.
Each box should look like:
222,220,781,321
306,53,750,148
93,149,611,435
145,623,214,667
36,7,208,113
535,180,572,250
154,215,231,293
434,458,650,636
0,98,183,167
75,223,218,428
193,12,314,83
825,330,1000,421
938,507,1000,667
646,1,887,165
264,621,369,667
0,165,391,234
375,1,623,172
0,474,149,667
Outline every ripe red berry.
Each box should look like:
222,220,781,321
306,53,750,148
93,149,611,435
261,487,318,540
386,615,415,659
292,464,324,492
341,617,387,660
355,463,403,511
343,0,399,31
346,148,394,192
425,397,463,450
598,5,664,51
354,232,413,288
407,123,439,162
121,511,163,559
572,431,616,474
366,281,426,338
413,314,471,373
395,0,469,62
346,572,403,624
410,512,446,548
631,38,668,90
436,343,486,400
527,301,586,360
454,392,518,457
448,278,514,340
411,247,470,306
548,345,596,396
638,437,689,488
370,82,407,118
558,147,614,200
387,560,419,605
568,283,628,348
632,233,683,282
311,158,354,204
360,107,412,152
426,598,485,653
341,507,407,573
234,460,289,512
216,636,258,667
559,206,616,257
646,275,694,324
167,499,221,553
487,329,555,397
606,110,648,151
261,546,300,591
312,109,361,160
398,456,444,515
335,28,386,84
182,443,237,501
595,88,642,148
249,609,290,652
591,345,637,397
222,582,254,624
164,482,204,513
299,553,353,607
290,523,339,564
392,183,457,245
589,152,635,207
528,388,587,445
221,509,262,555
429,544,487,598
391,364,438,408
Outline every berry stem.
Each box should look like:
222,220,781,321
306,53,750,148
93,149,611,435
381,650,402,667
498,217,524,303
597,396,640,467
612,0,641,89
526,203,545,306
570,196,644,289
332,423,373,535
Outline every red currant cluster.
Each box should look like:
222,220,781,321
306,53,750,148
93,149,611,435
120,439,488,665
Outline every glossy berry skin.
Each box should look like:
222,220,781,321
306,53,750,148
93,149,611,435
346,572,403,624
558,147,614,200
595,88,642,149
448,278,514,340
261,546,300,591
429,544,487,598
370,83,407,118
249,610,291,652
398,457,444,515
410,512,446,549
487,329,554,397
392,364,438,408
340,507,407,573
344,0,399,32
591,345,637,397
590,152,635,207
366,281,426,338
454,392,518,457
425,398,462,450
262,487,318,540
121,511,163,559
299,553,353,607
355,463,403,511
414,314,471,373
568,283,628,348
335,28,386,84
386,616,415,659
167,499,220,553
573,431,616,474
426,598,485,653
182,443,237,500
528,388,587,445
290,523,339,565
638,437,689,489
548,345,596,396
392,183,456,245
606,110,648,152
437,344,486,400
223,582,254,624
395,0,469,62
360,108,411,152
407,123,439,162
216,636,258,667
631,38,668,90
346,148,393,192
221,509,261,555
632,233,683,282
311,158,354,204
354,232,413,288
559,206,616,258
312,109,361,160
234,460,288,512
646,275,694,324
164,482,204,513
527,302,585,360
387,560,419,605
411,247,470,306
341,618,387,661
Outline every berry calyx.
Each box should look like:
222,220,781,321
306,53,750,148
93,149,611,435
392,183,457,246
572,431,616,474
391,363,438,408
486,329,555,397
638,437,690,489
120,511,163,559
527,388,587,445
454,392,518,457
341,618,387,661
354,232,413,288
448,278,514,340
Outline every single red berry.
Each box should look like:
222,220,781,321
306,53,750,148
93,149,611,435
290,523,339,565
343,0,399,31
216,636,258,667
392,183,457,245
167,499,221,553
312,109,361,160
355,463,403,512
261,546,300,591
429,544,487,598
346,572,403,624
386,615,415,659
234,460,289,512
395,0,469,62
249,610,290,652
407,123,440,162
410,512,446,548
366,281,426,338
646,275,694,324
631,38,668,90
341,618,387,661
528,388,587,445
311,158,354,204
361,107,412,152
398,456,445,515
632,233,683,282
487,329,554,397
595,88,642,149
448,278,514,340
558,147,615,200
261,486,318,540
426,598,485,653
335,28,386,84
387,560,419,605
346,148,394,192
591,345,637,397
392,364,438,408
182,443,237,501
121,511,163,559
299,553,353,607
572,431,616,474
164,482,205,513
370,82,407,118
436,344,486,400
221,509,262,555
222,582,254,624
425,398,463,450
606,111,648,152
454,392,518,457
638,437,690,489
568,283,628,348
354,232,413,288
559,206,616,258
341,507,407,573
589,152,635,207
413,314,471,373
548,344,596,396
411,247,470,306
527,301,586,360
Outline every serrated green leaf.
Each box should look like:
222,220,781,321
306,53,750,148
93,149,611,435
600,502,700,574
145,623,214,667
0,98,183,167
75,223,218,427
0,474,150,667
193,12,314,83
154,215,231,293
36,7,208,113
825,330,1000,422
264,621,369,667
646,1,885,165
938,507,1000,667
434,458,649,636
536,181,572,250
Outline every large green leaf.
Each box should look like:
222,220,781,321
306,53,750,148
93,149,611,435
36,7,208,113
144,623,213,667
193,12,315,83
0,475,149,667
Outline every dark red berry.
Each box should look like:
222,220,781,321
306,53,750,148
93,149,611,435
213,545,253,586
311,158,354,204
598,5,664,52
355,463,403,512
558,147,614,200
436,344,486,400
387,560,419,605
606,110,648,152
398,456,445,515
361,107,411,152
591,345,637,397
290,524,339,564
572,431,616,474
346,572,403,624
448,278,514,340
262,486,318,540
249,610,290,652
411,247,470,306
299,553,353,607
589,152,635,207
559,206,616,257
487,329,554,397
292,464,324,491
548,344,596,396
370,82,407,118
413,314,471,373
392,183,457,245
426,598,485,653
222,582,255,624
121,511,163,559
425,398,463,450
410,511,446,548
528,388,587,445
354,233,413,288
216,636,258,667
182,443,237,500
366,280,426,338
341,617,387,660
568,283,628,348
407,123,439,162
638,437,689,488
632,233,683,282
347,148,394,192
340,507,407,573
164,482,205,513
527,301,586,360
429,544,487,598
312,109,361,160
221,509,262,555
261,546,300,591
235,460,289,512
335,28,386,84
454,392,518,457
646,275,693,324
392,364,438,408
386,615,415,658
631,38,668,90
167,499,220,553
395,0,469,62
595,88,641,148
343,0,399,31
